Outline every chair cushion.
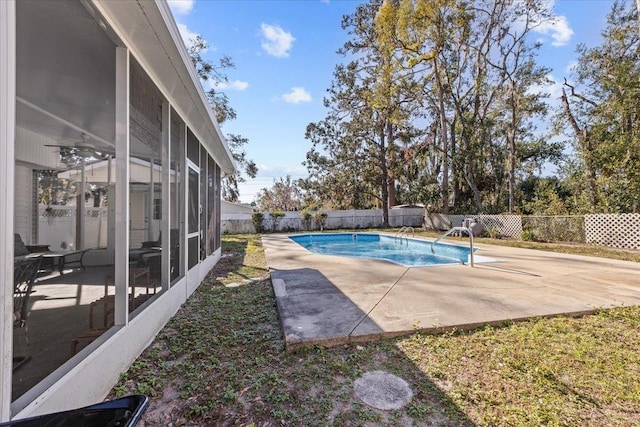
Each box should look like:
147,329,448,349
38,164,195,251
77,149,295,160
14,234,30,256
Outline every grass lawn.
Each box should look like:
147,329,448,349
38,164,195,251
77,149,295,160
112,233,640,426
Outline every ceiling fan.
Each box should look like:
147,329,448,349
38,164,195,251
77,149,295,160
46,133,114,161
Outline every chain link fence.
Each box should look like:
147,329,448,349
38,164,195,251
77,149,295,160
223,209,639,250
522,216,586,243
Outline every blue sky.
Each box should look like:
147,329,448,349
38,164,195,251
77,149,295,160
168,0,615,204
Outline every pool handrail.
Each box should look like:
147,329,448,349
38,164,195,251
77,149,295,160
431,227,474,267
394,226,415,245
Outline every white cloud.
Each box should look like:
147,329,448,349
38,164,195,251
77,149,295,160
256,165,306,176
260,23,295,58
565,60,578,74
514,1,573,47
167,0,194,15
533,15,574,47
215,79,250,91
281,87,312,104
176,23,201,48
528,73,564,109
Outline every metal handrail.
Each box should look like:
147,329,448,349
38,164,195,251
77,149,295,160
394,226,415,244
431,227,474,267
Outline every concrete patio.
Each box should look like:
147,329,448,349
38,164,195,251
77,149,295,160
262,234,640,350
12,265,159,399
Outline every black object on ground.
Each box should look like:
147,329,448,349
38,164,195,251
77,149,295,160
0,395,148,427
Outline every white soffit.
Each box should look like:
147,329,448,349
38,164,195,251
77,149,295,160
93,0,235,173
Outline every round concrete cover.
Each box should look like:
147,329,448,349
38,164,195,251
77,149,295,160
354,371,413,410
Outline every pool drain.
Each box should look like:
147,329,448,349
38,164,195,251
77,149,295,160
354,371,413,410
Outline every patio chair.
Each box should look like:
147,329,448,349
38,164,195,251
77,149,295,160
129,232,162,266
141,232,162,249
14,233,50,266
14,233,57,271
138,228,179,281
14,233,50,257
13,256,42,371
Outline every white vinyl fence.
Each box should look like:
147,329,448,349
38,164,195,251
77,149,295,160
222,209,640,250
39,204,108,251
222,208,425,234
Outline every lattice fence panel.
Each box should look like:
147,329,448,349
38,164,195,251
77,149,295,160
40,206,73,218
585,214,640,250
447,215,522,238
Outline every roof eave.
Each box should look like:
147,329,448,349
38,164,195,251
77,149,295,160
92,0,236,174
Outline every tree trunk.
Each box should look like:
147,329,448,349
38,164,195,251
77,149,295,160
463,131,483,213
387,123,397,208
583,129,597,210
434,59,449,214
561,88,597,210
450,120,458,210
465,159,483,213
508,82,517,213
387,178,396,208
380,121,390,227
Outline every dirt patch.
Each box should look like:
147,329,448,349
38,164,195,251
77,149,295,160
137,383,187,426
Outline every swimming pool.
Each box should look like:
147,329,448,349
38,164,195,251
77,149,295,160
289,233,476,267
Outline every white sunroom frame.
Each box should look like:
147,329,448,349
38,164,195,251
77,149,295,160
1,0,234,421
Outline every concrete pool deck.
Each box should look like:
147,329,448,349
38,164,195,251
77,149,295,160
262,233,640,351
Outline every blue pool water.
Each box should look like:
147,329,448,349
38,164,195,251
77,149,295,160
289,233,475,267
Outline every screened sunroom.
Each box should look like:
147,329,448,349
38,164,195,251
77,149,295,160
1,0,234,421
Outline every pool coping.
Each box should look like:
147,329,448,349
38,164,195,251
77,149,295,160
288,232,480,267
262,233,640,351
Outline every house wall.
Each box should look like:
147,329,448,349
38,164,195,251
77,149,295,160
11,251,218,418
129,190,149,247
13,165,31,243
2,0,233,421
221,200,253,215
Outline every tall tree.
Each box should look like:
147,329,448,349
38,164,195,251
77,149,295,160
303,61,383,211
255,175,303,211
304,0,419,225
558,0,640,213
393,0,468,213
306,0,565,215
440,0,555,212
223,134,258,202
384,0,555,213
188,36,257,202
488,2,554,213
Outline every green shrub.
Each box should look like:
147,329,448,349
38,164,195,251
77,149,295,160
314,212,328,231
521,229,538,242
251,212,265,233
300,208,312,231
269,210,285,232
485,227,501,239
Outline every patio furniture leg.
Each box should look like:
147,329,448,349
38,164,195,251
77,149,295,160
60,249,89,274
